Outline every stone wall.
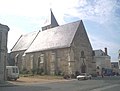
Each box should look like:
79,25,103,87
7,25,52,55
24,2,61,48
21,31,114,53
9,50,25,71
25,48,74,75
94,56,111,75
0,24,9,82
71,21,96,75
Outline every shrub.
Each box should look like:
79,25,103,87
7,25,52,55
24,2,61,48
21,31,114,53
21,68,30,74
37,68,44,75
31,68,37,75
70,74,76,79
63,74,70,79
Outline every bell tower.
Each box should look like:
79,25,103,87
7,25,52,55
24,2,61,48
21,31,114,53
42,9,59,31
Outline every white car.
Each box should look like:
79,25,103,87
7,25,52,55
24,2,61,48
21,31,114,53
6,66,19,81
77,73,92,80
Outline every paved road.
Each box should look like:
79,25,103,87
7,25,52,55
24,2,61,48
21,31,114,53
1,76,120,91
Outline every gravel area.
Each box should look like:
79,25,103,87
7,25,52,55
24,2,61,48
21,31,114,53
7,76,70,85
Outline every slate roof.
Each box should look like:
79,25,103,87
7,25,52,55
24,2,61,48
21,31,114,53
11,31,39,52
93,49,110,57
25,20,81,53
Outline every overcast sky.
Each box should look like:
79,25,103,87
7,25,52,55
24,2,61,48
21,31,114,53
0,0,120,62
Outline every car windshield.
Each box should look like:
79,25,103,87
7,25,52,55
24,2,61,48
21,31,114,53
16,68,18,73
12,68,18,73
12,68,16,73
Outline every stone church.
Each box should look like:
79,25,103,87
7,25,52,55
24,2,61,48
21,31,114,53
9,10,96,76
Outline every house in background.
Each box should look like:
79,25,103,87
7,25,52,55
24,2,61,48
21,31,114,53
111,62,120,75
0,24,9,82
118,49,120,69
93,48,112,76
9,10,96,76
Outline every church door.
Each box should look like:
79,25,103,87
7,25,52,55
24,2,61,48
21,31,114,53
81,65,86,73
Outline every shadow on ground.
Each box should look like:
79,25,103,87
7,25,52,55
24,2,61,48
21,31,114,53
0,81,17,87
92,76,120,80
92,76,120,85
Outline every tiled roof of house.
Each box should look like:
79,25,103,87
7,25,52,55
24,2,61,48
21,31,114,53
11,31,39,52
93,49,110,57
25,20,81,53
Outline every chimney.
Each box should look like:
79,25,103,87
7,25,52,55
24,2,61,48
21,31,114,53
105,47,108,55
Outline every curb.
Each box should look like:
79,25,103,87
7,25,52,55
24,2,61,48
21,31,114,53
0,82,16,87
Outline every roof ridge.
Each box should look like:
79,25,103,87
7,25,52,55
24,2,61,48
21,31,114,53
11,35,23,52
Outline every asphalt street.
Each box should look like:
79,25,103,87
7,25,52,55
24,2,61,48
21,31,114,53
1,76,120,91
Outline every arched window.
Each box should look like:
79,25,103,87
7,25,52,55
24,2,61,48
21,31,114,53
38,57,41,68
15,54,19,66
80,51,86,73
81,65,86,73
30,55,34,69
81,51,85,58
97,66,100,69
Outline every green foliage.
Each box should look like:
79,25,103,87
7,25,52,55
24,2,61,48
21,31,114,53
31,68,37,75
31,68,44,75
37,68,44,75
20,68,30,74
57,70,64,76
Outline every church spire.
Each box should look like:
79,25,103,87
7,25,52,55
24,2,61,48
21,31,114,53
50,9,59,27
42,9,59,31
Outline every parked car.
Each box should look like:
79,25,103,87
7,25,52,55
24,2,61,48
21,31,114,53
77,73,92,80
6,66,19,81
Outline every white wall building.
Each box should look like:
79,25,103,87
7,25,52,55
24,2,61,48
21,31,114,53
93,48,111,76
111,62,120,75
0,24,9,82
